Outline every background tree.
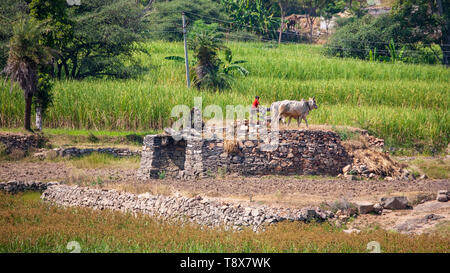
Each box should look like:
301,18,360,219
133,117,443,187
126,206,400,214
348,0,368,18
29,0,74,79
297,0,327,41
64,0,148,79
321,0,345,35
391,0,450,66
275,0,295,44
34,72,53,131
188,20,231,90
2,18,55,131
221,0,279,39
147,0,227,41
0,0,29,70
325,14,442,64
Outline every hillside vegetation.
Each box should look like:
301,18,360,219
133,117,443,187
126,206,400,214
1,41,449,152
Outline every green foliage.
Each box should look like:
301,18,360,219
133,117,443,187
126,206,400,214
186,20,249,90
2,17,55,130
333,127,359,141
325,14,442,64
0,142,7,158
222,49,249,76
29,0,74,58
220,0,279,38
158,170,166,180
189,20,232,90
1,41,449,151
63,0,148,79
0,0,28,70
348,0,368,18
321,0,346,20
321,0,346,33
391,0,449,65
34,72,54,116
147,0,227,41
188,20,222,41
391,0,444,45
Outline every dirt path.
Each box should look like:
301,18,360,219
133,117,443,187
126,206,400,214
1,161,448,204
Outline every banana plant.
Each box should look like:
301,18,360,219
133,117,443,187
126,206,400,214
222,48,249,76
368,48,377,62
386,39,406,63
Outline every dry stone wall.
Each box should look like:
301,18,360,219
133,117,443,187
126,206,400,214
138,136,186,179
0,133,44,153
139,130,352,179
0,180,59,194
51,147,140,157
40,184,334,231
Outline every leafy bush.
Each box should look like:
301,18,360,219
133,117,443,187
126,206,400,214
325,14,442,64
325,15,402,60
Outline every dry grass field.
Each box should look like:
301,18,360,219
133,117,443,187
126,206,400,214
1,192,449,253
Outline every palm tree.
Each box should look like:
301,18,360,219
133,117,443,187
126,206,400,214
189,30,230,90
2,18,54,131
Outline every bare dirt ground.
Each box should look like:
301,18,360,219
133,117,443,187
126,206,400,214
1,160,449,235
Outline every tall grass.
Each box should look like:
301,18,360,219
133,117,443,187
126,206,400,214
1,192,449,253
0,41,449,150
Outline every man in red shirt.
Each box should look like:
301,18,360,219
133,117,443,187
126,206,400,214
250,96,260,127
252,96,260,109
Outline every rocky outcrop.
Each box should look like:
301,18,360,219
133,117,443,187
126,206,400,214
380,196,409,210
41,185,335,231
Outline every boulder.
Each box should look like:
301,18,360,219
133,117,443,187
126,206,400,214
437,194,448,202
345,174,357,181
355,201,374,214
380,196,409,210
373,203,383,214
342,164,352,174
437,190,449,202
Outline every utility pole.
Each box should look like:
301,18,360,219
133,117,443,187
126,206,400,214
182,12,190,88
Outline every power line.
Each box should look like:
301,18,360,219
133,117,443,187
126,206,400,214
183,10,450,48
143,11,450,56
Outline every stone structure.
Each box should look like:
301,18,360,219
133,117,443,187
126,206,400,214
35,147,141,158
0,133,44,153
40,184,334,231
138,129,352,180
0,180,59,194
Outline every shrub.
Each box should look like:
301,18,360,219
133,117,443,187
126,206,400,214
158,170,166,180
325,14,442,64
325,15,402,60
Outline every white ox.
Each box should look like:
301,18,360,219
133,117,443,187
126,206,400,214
270,97,318,127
